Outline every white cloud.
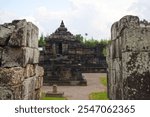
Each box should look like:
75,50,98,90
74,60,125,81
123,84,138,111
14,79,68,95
66,0,138,39
0,10,44,37
130,0,150,20
1,0,150,39
0,10,17,24
36,6,68,21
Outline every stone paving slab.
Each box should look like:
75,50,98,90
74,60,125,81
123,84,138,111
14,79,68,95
42,73,107,100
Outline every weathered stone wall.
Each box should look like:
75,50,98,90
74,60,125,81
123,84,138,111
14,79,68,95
0,20,44,100
107,15,150,99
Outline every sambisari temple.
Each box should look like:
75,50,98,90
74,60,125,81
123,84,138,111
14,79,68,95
39,21,107,86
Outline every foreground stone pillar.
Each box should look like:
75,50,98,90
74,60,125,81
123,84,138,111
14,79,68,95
107,15,150,99
0,20,44,100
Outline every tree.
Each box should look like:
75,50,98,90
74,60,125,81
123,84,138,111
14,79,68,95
84,38,100,47
38,33,45,47
75,34,84,43
75,34,110,57
97,40,109,57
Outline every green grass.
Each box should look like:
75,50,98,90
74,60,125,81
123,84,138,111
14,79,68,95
89,75,108,100
41,96,66,100
89,92,108,100
40,93,66,100
100,76,107,86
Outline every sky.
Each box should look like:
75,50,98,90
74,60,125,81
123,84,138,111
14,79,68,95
0,0,150,39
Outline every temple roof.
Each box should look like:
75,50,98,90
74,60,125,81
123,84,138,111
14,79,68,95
57,20,67,32
60,20,65,27
47,20,75,41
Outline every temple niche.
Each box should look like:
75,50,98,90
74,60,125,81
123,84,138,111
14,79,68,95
40,21,107,86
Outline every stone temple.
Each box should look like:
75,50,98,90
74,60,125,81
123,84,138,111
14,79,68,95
40,21,87,85
40,21,107,86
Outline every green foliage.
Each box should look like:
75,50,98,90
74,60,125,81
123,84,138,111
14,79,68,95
38,33,46,47
75,34,110,57
75,34,109,47
100,76,107,86
103,48,107,56
89,92,108,100
84,38,99,47
75,34,84,43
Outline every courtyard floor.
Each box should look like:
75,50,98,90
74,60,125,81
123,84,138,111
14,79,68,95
41,73,107,100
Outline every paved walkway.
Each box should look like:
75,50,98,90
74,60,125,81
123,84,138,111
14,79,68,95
42,73,107,100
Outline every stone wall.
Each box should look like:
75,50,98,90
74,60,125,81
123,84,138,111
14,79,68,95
107,15,150,99
0,20,44,99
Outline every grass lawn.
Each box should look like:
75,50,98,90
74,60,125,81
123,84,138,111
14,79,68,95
89,92,108,100
100,76,107,86
40,93,66,100
89,75,108,100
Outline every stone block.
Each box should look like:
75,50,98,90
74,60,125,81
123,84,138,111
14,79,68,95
111,22,118,40
0,86,13,100
35,65,44,77
33,49,39,63
35,76,43,89
115,39,120,58
12,84,23,100
0,25,13,46
22,47,34,66
8,26,27,47
22,76,36,100
1,47,23,67
118,15,139,28
0,47,3,66
6,20,28,47
111,40,116,59
122,52,149,74
6,20,39,48
0,67,24,86
26,22,39,48
1,47,36,67
122,52,150,98
12,19,27,28
0,84,23,100
24,64,35,78
122,27,150,52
